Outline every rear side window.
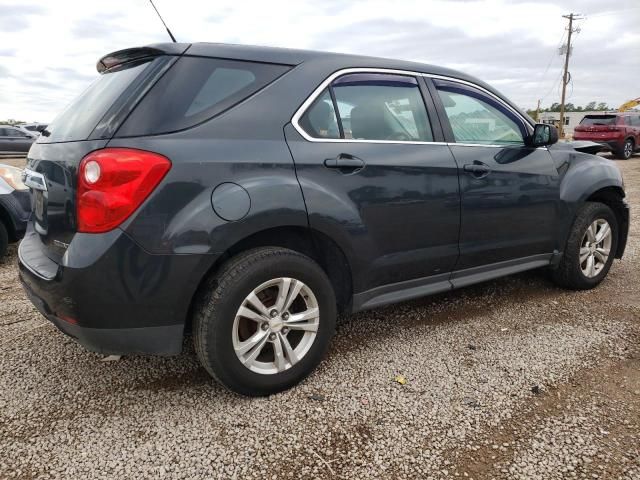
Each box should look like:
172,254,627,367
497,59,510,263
298,89,340,139
118,57,290,136
298,73,433,142
43,59,154,143
580,115,617,126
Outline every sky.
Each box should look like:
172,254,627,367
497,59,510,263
0,0,639,122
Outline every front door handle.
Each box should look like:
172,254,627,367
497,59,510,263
324,154,365,172
463,161,492,178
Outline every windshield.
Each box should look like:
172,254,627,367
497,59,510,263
42,59,154,143
580,115,617,126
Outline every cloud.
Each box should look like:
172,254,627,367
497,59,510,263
0,4,44,32
0,0,638,121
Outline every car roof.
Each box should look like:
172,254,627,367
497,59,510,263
130,42,491,91
103,42,533,125
187,42,476,80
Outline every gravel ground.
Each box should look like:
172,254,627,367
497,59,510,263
1,154,639,479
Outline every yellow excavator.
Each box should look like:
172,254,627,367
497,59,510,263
618,97,640,112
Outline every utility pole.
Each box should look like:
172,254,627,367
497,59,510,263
535,99,541,121
558,13,582,138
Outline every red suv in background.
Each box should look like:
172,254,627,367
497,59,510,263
574,113,640,159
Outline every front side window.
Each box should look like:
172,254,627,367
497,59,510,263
435,80,525,145
298,72,433,142
6,128,27,137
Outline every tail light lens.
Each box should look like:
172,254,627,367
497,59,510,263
77,148,171,233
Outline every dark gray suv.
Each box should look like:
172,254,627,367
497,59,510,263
19,43,629,395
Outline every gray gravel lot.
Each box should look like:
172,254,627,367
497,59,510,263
1,155,639,479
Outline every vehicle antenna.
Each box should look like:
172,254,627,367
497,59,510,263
148,0,177,43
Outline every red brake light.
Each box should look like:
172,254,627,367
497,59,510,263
77,148,171,233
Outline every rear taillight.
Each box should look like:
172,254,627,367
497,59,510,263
607,126,621,132
77,148,171,233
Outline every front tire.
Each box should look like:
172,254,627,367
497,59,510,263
551,202,618,290
194,247,337,396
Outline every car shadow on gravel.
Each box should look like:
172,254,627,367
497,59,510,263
126,268,557,394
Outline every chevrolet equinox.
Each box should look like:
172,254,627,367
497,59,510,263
19,43,629,396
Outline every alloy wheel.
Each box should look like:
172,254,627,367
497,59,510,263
579,218,612,278
624,140,633,159
232,277,320,374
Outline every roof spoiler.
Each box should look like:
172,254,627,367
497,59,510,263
96,43,190,73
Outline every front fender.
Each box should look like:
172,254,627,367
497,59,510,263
555,151,625,254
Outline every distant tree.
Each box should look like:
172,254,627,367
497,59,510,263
0,119,25,125
585,101,596,111
596,102,609,111
526,109,538,120
565,103,576,111
549,102,561,112
574,105,583,111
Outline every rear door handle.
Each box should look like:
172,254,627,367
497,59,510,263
324,154,365,172
463,161,492,178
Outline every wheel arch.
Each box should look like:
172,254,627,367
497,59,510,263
185,225,354,332
585,186,629,258
557,153,628,259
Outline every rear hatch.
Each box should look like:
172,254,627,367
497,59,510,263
574,115,620,136
25,46,186,263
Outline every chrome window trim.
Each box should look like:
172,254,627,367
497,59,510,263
290,67,535,145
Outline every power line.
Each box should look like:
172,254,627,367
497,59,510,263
584,7,640,19
535,29,567,94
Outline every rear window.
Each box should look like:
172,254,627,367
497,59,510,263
42,59,155,143
580,115,617,126
117,56,291,137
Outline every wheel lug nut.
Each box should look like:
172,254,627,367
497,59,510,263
282,327,289,334
282,312,289,320
269,333,276,341
270,309,278,318
261,323,269,331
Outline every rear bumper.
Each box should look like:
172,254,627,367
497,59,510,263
18,223,215,355
20,276,183,355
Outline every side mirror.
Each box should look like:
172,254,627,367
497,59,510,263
528,123,558,147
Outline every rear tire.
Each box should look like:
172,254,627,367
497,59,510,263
0,221,8,258
551,202,618,290
615,139,634,160
193,247,337,396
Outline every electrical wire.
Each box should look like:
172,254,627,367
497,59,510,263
584,7,640,19
535,30,567,96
